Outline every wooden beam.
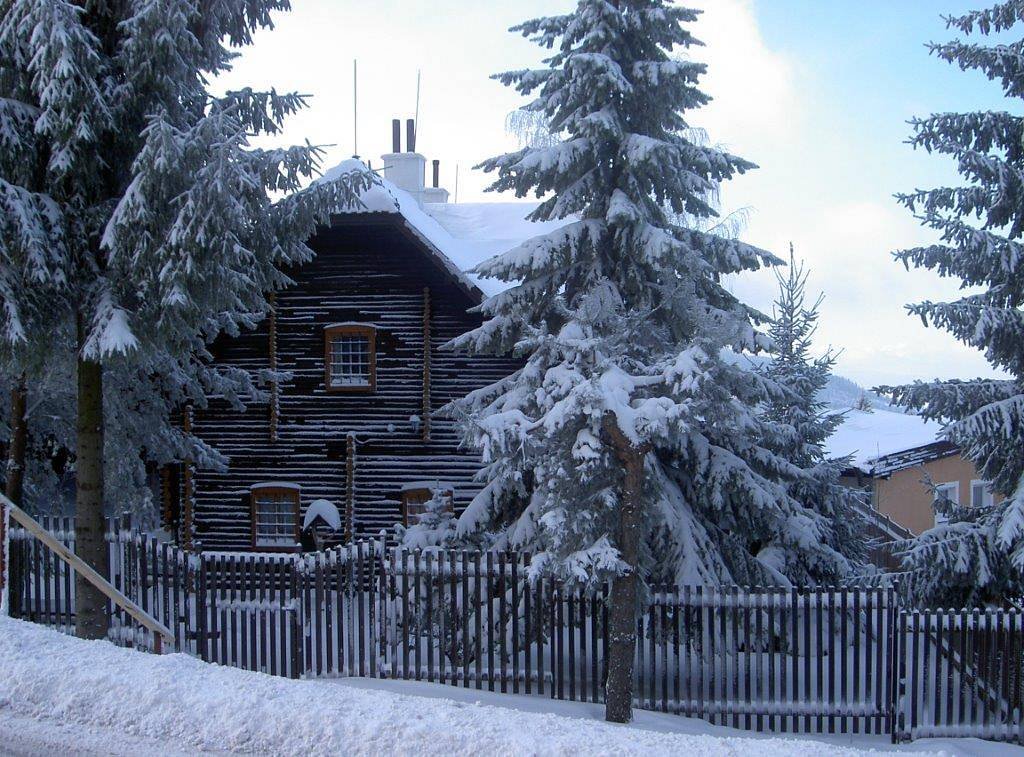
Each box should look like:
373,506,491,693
344,433,355,543
422,286,431,442
268,291,279,443
1,495,174,650
182,405,194,551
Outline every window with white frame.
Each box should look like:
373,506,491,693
933,481,959,526
324,324,375,391
251,484,300,548
971,479,995,508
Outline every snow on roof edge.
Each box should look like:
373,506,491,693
317,158,489,302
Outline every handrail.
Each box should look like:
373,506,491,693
1,496,173,652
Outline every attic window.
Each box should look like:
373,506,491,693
324,324,376,392
250,483,300,550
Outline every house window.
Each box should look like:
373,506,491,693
971,479,994,508
400,482,453,527
324,324,376,392
250,483,300,549
934,482,959,526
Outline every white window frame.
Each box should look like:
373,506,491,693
933,481,959,527
970,479,994,508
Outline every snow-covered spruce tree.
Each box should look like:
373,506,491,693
881,1,1024,608
396,488,458,550
0,0,369,637
446,1,852,722
760,248,866,583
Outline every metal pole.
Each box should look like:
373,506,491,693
353,59,358,157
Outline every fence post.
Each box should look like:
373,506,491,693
289,553,302,679
0,497,7,615
197,555,208,661
887,583,901,743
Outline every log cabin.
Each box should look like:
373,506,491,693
164,122,565,552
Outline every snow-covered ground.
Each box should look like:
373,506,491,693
0,617,1016,756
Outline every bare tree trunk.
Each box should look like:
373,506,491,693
75,318,109,639
1,375,27,607
6,376,27,506
602,414,648,723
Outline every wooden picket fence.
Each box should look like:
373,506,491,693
6,518,1022,744
898,608,1024,742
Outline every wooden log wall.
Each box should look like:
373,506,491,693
189,217,519,551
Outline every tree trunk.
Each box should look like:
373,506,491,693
602,414,648,724
6,376,27,506
1,375,26,608
75,333,109,639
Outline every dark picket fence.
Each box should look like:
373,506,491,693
6,518,1022,744
898,608,1024,742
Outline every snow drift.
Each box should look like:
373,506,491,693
0,617,919,756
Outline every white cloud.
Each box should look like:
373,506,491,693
688,0,996,388
688,0,802,149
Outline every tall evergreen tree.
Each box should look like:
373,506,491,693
446,1,851,721
0,0,369,637
761,247,866,583
882,1,1024,607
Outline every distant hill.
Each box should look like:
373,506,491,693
724,352,893,412
819,373,891,412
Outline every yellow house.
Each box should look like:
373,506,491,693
828,408,998,551
867,441,998,535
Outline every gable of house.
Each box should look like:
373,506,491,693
170,155,562,551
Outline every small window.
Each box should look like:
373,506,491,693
250,483,300,549
400,482,453,527
324,324,376,392
934,482,959,526
971,479,994,508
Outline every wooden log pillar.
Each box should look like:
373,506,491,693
160,466,173,531
422,287,431,441
268,292,279,443
182,405,195,552
344,432,355,543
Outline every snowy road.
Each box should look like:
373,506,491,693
0,617,1017,756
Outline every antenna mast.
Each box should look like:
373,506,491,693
454,163,459,204
353,59,359,157
414,69,421,145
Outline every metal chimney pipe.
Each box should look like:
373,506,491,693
391,119,401,153
432,160,439,188
406,118,416,153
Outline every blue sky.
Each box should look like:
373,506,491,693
221,0,1013,387
752,0,1014,195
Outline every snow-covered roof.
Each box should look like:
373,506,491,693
302,498,342,531
318,159,568,298
868,441,958,478
825,409,944,474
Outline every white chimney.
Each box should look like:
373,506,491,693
422,159,449,204
381,118,449,207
